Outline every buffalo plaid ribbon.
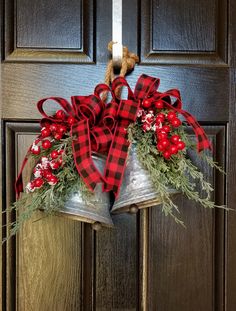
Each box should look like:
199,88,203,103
94,78,140,197
15,94,113,197
15,79,140,198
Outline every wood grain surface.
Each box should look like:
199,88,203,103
1,0,236,310
140,0,227,64
147,127,225,311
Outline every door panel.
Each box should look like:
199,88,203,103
147,127,225,311
1,0,236,310
5,0,94,62
140,0,228,64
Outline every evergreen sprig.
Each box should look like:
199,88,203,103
127,122,226,225
4,135,93,242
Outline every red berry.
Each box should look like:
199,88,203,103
170,135,180,144
42,139,52,149
162,125,171,133
177,141,186,150
48,175,59,186
43,169,53,179
41,127,51,138
159,139,170,149
154,101,164,109
50,123,58,132
57,125,67,134
51,150,59,159
31,145,41,155
34,177,44,188
41,121,51,129
171,118,182,128
142,99,152,109
163,150,171,160
157,142,165,152
157,131,168,140
169,144,178,155
167,111,177,121
67,116,76,125
156,113,165,122
58,157,63,165
53,132,63,140
50,161,60,170
55,110,66,120
58,149,64,155
155,117,164,125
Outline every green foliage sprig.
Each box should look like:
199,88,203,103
4,135,93,242
127,122,226,225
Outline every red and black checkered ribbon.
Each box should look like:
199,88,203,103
15,80,140,198
98,77,140,196
15,94,113,197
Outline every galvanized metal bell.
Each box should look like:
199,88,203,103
58,154,113,230
111,145,180,214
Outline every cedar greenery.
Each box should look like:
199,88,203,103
127,122,225,225
4,135,93,242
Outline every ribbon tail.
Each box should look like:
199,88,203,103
71,120,104,191
15,157,29,199
103,119,130,197
15,136,41,199
181,110,212,152
163,102,212,152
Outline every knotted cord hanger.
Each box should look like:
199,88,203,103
103,41,139,101
102,0,139,101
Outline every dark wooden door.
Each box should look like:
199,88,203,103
1,0,236,310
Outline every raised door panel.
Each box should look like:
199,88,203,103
4,0,94,62
146,126,226,311
3,122,95,311
140,0,228,65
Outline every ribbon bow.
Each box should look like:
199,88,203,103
15,74,211,200
15,78,140,198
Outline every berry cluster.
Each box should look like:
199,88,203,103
26,150,64,193
138,100,186,160
30,110,75,155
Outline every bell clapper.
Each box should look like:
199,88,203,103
129,204,139,214
92,222,103,231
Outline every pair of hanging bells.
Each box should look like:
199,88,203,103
58,146,179,230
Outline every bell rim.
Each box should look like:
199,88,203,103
111,191,181,214
56,208,114,227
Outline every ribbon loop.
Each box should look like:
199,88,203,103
111,76,135,100
37,97,75,121
94,83,115,102
102,101,119,130
90,126,113,153
72,95,104,126
134,74,160,100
